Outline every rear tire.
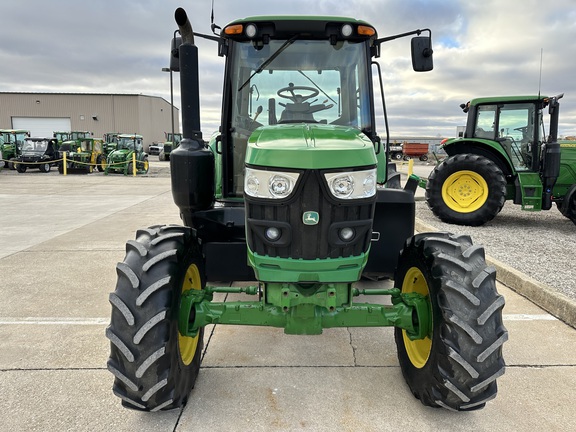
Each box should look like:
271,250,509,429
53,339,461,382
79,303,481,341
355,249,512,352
106,225,205,411
97,155,106,172
39,163,51,173
425,154,506,226
394,232,507,411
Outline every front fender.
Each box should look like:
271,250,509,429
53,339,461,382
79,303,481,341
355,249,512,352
442,138,515,176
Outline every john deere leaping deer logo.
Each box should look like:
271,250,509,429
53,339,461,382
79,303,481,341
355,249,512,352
302,211,319,225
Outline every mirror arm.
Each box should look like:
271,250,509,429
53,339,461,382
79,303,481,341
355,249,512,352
375,28,431,45
193,31,221,43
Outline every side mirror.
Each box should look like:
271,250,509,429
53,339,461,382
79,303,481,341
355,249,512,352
411,36,433,72
170,35,183,72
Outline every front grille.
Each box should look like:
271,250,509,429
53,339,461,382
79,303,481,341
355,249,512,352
246,170,375,260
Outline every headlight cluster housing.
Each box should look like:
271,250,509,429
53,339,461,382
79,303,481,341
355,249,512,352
244,168,300,199
324,168,376,199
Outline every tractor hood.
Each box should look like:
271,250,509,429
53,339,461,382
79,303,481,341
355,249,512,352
245,124,377,169
109,149,132,160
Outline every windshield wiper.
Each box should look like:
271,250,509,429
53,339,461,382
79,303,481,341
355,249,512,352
238,35,298,92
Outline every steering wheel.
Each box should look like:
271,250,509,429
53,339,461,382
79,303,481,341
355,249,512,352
277,84,319,103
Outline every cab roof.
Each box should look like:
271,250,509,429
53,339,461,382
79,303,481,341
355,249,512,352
470,95,549,106
222,15,377,42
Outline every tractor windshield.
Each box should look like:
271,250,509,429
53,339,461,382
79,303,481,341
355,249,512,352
227,38,372,195
22,139,49,153
2,131,28,146
230,39,371,129
117,137,143,151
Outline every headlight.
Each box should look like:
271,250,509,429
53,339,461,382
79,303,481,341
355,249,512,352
324,168,376,199
245,168,300,199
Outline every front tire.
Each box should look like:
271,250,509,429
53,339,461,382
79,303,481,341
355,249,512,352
394,232,508,411
566,194,576,226
425,154,506,226
139,157,149,174
39,162,51,173
106,225,205,411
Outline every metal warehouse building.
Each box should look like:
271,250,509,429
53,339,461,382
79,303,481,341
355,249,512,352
0,92,179,151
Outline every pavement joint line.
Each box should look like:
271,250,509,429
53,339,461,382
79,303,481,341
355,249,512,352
502,314,557,321
0,317,109,325
415,218,576,329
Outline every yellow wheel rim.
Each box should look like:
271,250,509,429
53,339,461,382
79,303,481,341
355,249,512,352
402,267,432,369
441,170,489,213
178,263,201,365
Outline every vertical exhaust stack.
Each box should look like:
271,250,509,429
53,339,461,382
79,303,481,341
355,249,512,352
174,7,202,142
542,95,563,210
170,7,215,216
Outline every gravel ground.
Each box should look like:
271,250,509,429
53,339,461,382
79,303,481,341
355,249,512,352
414,195,576,301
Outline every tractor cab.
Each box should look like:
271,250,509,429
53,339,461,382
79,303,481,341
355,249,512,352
219,18,378,198
464,96,554,173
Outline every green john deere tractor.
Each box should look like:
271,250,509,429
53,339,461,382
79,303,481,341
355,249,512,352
425,95,576,226
106,7,507,412
1,129,29,169
58,137,106,174
104,134,149,175
158,132,183,161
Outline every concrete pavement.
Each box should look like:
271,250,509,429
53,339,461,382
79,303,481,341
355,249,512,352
1,164,575,431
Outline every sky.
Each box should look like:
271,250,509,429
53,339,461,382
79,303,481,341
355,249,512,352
2,0,576,138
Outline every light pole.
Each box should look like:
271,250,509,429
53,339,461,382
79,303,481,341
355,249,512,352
161,67,175,144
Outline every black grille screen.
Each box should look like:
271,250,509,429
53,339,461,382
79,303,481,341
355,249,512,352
246,170,375,259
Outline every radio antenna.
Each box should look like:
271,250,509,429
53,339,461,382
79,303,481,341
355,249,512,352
538,48,543,98
210,0,221,35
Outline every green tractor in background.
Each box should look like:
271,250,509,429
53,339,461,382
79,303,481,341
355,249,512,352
103,132,120,155
58,137,107,174
106,8,507,412
53,131,92,149
105,133,149,175
158,131,183,161
1,129,29,170
425,95,576,226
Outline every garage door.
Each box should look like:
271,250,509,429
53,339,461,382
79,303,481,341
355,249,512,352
12,117,71,138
